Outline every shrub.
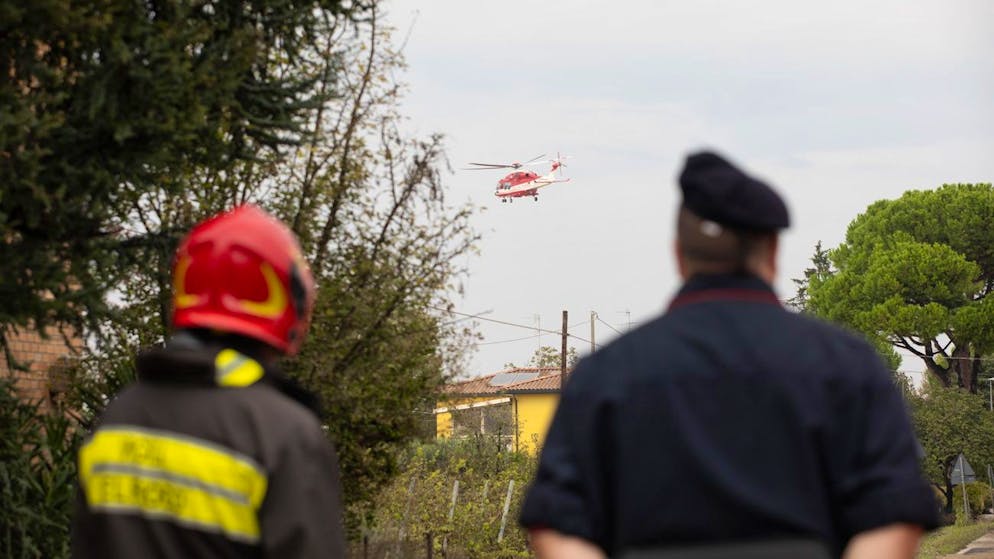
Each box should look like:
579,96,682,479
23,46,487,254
362,436,537,558
0,378,81,559
952,482,993,521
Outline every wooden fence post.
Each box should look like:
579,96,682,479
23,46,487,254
442,479,459,556
497,479,515,543
396,476,418,557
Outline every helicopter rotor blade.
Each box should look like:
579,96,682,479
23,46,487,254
464,154,552,170
465,162,515,169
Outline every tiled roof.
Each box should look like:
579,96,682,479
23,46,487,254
504,372,561,393
442,367,564,396
441,373,503,395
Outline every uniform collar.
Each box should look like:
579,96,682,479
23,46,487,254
136,340,272,387
668,273,781,311
135,332,324,418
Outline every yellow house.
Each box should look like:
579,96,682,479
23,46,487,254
435,367,564,455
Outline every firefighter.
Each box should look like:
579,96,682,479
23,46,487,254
72,205,346,558
519,151,938,558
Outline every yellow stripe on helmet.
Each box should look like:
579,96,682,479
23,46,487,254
173,255,206,309
229,262,288,319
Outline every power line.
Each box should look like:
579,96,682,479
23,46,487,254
442,308,493,326
569,332,592,344
431,306,592,345
439,307,994,368
477,335,542,346
430,306,564,336
896,351,994,363
595,314,623,335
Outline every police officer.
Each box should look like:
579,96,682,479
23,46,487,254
519,151,938,559
72,205,346,558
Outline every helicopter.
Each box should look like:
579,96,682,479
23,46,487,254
464,153,571,202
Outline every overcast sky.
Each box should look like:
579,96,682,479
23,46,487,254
383,0,994,378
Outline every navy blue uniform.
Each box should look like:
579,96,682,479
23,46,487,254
519,274,938,557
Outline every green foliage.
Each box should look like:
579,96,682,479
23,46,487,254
364,437,535,558
908,380,994,512
532,345,579,369
808,184,994,391
506,345,579,369
918,521,994,559
57,0,478,535
786,241,831,313
262,5,479,523
2,0,475,546
952,482,992,520
791,241,901,370
0,0,352,360
0,379,81,559
295,278,453,519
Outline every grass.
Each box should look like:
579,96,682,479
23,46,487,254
918,521,994,558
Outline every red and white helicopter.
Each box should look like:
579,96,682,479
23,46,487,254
464,153,571,202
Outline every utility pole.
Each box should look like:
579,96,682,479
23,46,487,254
535,314,541,355
561,310,568,388
618,309,632,331
590,311,596,353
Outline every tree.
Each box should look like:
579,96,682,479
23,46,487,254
808,184,994,392
530,345,579,369
68,0,477,533
3,0,473,544
277,8,478,518
0,0,354,365
792,241,902,371
786,241,831,313
906,380,994,513
505,346,579,370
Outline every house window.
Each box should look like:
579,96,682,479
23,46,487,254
450,402,514,448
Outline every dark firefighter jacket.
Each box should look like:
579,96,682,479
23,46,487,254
72,334,346,558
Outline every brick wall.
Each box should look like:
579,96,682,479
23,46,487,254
0,325,82,412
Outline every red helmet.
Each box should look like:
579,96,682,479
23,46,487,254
171,205,316,355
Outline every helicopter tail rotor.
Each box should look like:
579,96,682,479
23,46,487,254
553,152,573,174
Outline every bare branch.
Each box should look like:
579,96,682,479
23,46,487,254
314,6,380,270
895,336,925,357
292,24,340,235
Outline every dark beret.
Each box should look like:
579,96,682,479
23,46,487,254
678,151,790,231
